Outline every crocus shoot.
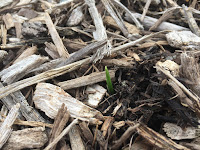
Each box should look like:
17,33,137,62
105,66,114,94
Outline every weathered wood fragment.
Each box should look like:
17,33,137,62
0,103,20,149
0,50,8,62
33,83,103,124
44,12,69,58
86,84,107,108
2,13,14,30
136,123,189,150
163,122,197,140
141,0,152,22
69,125,85,150
104,16,140,34
44,118,78,150
182,5,200,37
0,55,49,84
149,6,181,31
2,127,48,150
13,46,37,63
67,6,84,26
49,104,70,150
79,122,94,145
112,0,143,30
166,31,200,49
58,70,115,90
125,12,188,31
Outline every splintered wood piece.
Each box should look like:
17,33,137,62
3,13,14,30
182,5,200,37
67,6,84,26
111,123,140,149
141,0,152,22
56,40,107,68
11,91,46,122
14,22,22,39
125,12,188,31
101,0,129,37
44,12,69,58
12,119,53,128
104,16,139,34
0,103,20,149
58,70,116,90
86,84,107,108
69,125,85,150
136,123,189,150
149,6,181,31
13,46,37,64
112,0,143,30
166,31,200,49
101,58,134,67
0,57,91,99
85,0,107,40
33,83,103,124
0,82,16,110
163,122,197,140
85,0,111,62
101,116,114,137
44,118,78,150
1,25,7,46
49,104,70,150
180,53,200,97
131,136,152,150
45,42,60,59
0,55,49,84
0,50,8,62
0,0,13,8
2,127,48,150
79,122,94,145
156,60,180,77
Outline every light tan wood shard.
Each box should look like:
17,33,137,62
44,12,69,58
2,127,48,150
2,13,14,30
0,103,20,149
0,50,8,62
67,6,84,26
33,83,103,124
69,125,85,150
166,31,200,49
104,16,139,34
13,46,37,63
86,84,107,108
156,60,180,77
163,122,197,140
58,70,116,90
0,54,49,84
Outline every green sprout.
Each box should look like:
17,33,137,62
105,66,114,94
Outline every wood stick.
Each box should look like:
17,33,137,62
69,125,85,150
182,5,200,37
112,0,143,30
125,12,188,31
58,70,116,90
44,118,78,150
0,103,20,149
141,0,152,22
45,12,69,58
